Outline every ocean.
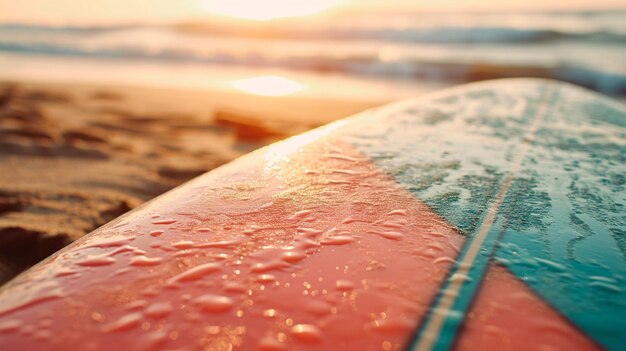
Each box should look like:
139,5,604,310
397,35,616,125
0,9,624,99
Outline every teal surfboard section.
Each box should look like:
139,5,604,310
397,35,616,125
493,85,625,349
346,79,626,350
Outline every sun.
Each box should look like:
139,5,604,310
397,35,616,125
200,0,344,21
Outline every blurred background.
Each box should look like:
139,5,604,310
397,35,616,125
0,0,624,283
1,0,625,100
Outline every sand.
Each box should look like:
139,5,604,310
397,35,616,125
0,81,380,284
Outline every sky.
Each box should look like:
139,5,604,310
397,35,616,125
1,0,624,24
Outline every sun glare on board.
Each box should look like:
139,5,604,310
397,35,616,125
230,75,305,97
200,0,343,21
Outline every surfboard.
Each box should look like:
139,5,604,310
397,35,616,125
0,78,624,351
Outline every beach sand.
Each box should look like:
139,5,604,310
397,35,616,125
0,81,381,284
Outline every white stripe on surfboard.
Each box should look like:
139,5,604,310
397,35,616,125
412,82,556,351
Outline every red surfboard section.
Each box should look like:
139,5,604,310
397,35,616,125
455,264,600,351
0,138,464,351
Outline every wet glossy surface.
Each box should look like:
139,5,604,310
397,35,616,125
347,79,624,350
0,132,463,351
0,79,623,351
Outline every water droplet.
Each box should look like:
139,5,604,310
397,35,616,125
54,268,78,277
289,210,313,220
386,210,408,216
432,256,456,265
0,320,21,333
91,312,105,322
589,275,617,283
259,202,274,209
336,280,355,291
535,258,566,272
81,236,135,249
369,230,403,240
114,268,132,276
281,251,306,263
194,295,234,313
251,261,288,273
77,255,116,267
144,302,173,319
109,245,146,256
149,230,164,237
102,313,142,332
320,236,355,245
125,300,148,310
172,240,195,249
130,256,163,267
257,274,277,283
297,227,324,237
166,262,221,286
242,228,258,236
382,340,393,351
290,324,322,343
152,219,177,225
294,237,319,249
112,220,131,229
341,217,367,224
263,309,278,318
427,243,445,252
